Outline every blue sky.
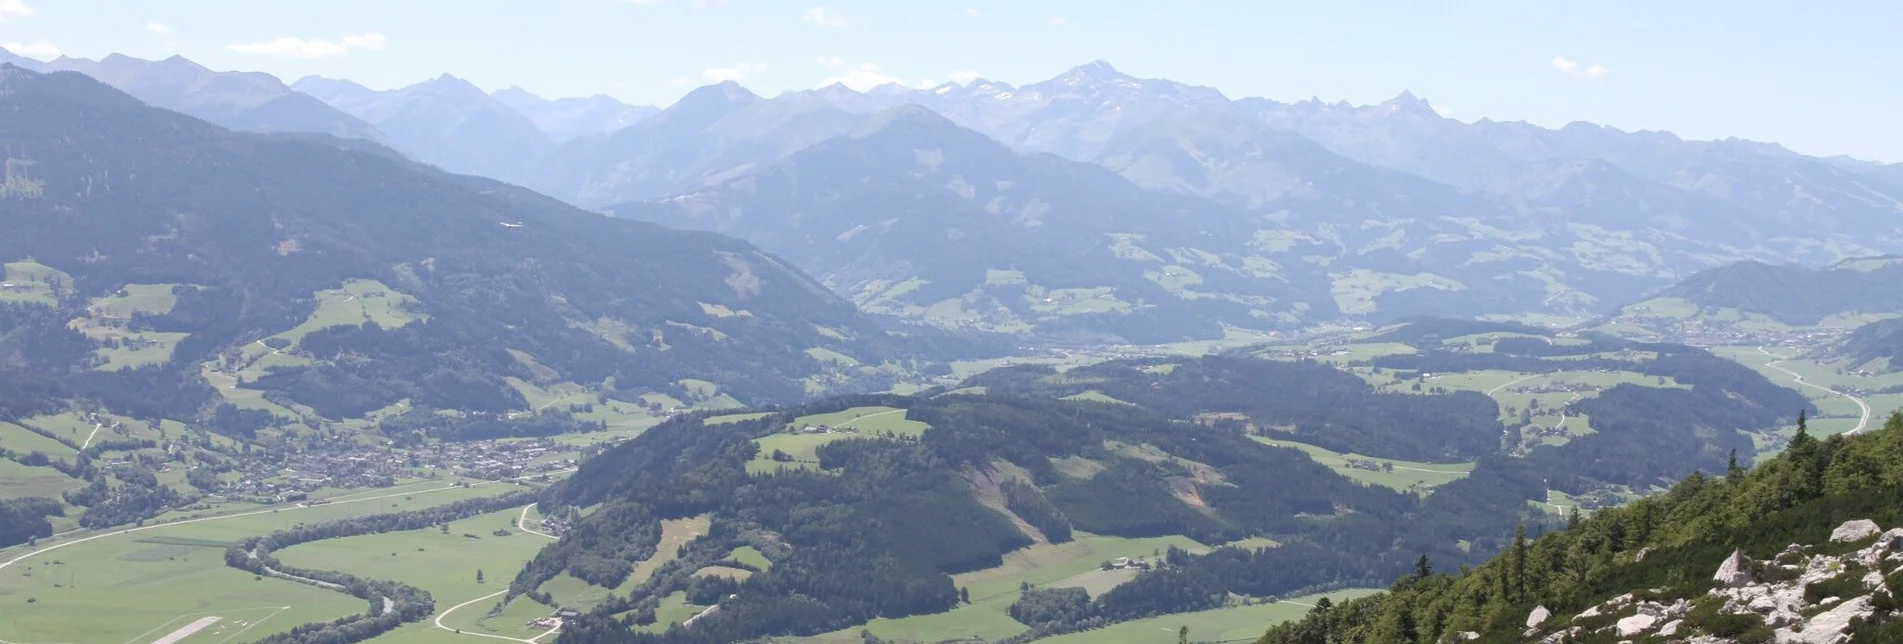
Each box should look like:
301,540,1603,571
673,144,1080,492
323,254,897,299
2,0,1897,161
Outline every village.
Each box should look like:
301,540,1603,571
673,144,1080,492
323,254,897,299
217,437,577,501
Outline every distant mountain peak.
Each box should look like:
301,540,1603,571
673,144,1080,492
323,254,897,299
848,103,963,139
1379,90,1437,117
1056,59,1128,85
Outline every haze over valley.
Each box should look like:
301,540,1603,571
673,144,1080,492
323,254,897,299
3,3,1903,643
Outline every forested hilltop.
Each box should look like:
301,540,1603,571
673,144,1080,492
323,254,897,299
1256,412,1903,643
523,337,1805,643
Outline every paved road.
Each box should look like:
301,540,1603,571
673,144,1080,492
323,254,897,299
1486,374,1540,396
1758,347,1873,434
516,504,558,540
433,589,545,643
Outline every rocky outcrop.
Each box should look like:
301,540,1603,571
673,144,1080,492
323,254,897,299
1830,519,1881,543
1714,548,1755,588
1521,519,1901,644
1526,605,1550,628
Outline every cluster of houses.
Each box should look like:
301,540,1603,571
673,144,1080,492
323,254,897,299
792,424,862,435
526,609,582,631
1101,556,1154,571
218,437,573,500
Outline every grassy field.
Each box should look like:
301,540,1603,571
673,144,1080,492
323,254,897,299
747,407,931,474
539,514,711,612
0,260,69,305
267,279,426,350
1252,437,1473,493
831,533,1210,642
1032,588,1384,644
788,406,929,435
0,420,77,454
727,545,771,569
0,458,85,501
277,507,551,639
1713,345,1903,446
639,591,707,633
0,481,515,644
1330,269,1463,316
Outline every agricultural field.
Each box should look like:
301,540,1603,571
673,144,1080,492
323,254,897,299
827,533,1210,642
1031,588,1383,644
0,260,70,305
539,514,711,613
1712,346,1902,445
747,407,931,473
1252,437,1473,494
277,507,549,633
0,480,516,644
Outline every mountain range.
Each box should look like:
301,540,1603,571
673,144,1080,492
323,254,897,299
0,63,930,439
14,48,1903,342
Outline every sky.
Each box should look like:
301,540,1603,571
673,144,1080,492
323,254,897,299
1,0,1898,162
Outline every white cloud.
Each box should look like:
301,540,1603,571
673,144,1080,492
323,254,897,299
693,0,729,6
803,6,847,28
1434,106,1453,117
816,55,844,67
966,8,979,17
0,0,33,23
146,21,171,33
917,78,936,88
948,69,980,84
818,61,905,91
1,40,56,59
702,62,764,82
227,32,386,58
626,0,668,4
1552,55,1611,80
670,75,690,87
1049,16,1068,26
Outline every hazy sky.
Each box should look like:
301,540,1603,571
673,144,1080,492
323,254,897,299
2,0,1897,161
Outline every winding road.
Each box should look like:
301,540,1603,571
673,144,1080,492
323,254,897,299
1757,347,1872,434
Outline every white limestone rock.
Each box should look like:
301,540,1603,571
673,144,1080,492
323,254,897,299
1658,618,1683,637
1537,627,1579,644
1526,605,1551,629
1830,519,1881,543
1715,548,1755,588
1784,595,1874,644
1615,613,1657,637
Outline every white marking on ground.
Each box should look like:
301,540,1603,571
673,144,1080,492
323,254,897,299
150,616,220,644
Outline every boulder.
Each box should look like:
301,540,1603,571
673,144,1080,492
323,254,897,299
1714,548,1754,588
1454,632,1478,641
1788,595,1874,644
1615,613,1657,637
1830,519,1881,543
1658,619,1683,637
1526,605,1551,629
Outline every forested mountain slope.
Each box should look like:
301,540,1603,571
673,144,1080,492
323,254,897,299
522,340,1806,643
1256,412,1903,644
1608,258,1903,334
0,65,910,438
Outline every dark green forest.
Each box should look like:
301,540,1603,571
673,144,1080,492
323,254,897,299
531,343,1806,642
1256,412,1903,643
